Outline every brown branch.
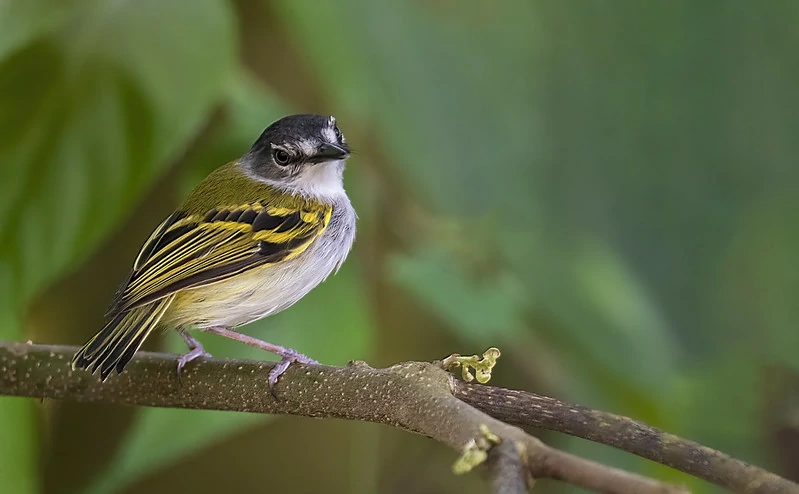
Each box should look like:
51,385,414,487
485,439,531,494
0,342,687,494
455,382,799,494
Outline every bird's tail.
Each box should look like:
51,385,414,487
72,295,175,381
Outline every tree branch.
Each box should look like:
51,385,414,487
484,439,531,494
0,342,780,493
454,383,797,494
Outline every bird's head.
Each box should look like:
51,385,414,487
242,114,351,199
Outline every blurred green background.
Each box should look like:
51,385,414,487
1,0,798,493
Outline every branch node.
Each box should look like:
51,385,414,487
442,347,501,384
452,424,502,475
346,359,372,369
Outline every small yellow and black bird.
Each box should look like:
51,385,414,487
72,114,356,387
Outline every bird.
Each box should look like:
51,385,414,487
71,114,357,388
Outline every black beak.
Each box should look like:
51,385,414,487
310,142,350,163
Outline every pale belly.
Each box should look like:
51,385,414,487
162,201,355,330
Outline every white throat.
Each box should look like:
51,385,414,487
290,160,347,200
242,160,347,202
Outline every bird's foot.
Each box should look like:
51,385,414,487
177,331,212,376
199,326,319,396
268,347,319,391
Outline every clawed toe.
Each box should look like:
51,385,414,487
176,348,211,376
268,351,318,396
192,327,318,395
268,358,293,394
277,348,319,366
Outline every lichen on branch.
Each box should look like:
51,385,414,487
441,347,502,384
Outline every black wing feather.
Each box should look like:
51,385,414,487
105,202,330,317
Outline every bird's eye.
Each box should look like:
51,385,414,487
333,125,343,143
273,149,290,165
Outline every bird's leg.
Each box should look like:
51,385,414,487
201,326,318,390
177,330,212,375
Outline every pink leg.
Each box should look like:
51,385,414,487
177,330,212,375
201,326,318,390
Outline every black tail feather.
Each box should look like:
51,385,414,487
72,296,174,380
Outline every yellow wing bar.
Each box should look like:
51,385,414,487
106,200,332,316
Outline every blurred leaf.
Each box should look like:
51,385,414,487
180,71,289,195
0,264,15,335
560,237,678,395
0,1,235,493
0,0,235,314
0,0,85,61
396,229,679,400
715,190,799,370
0,399,37,493
504,233,681,421
390,248,526,342
279,0,538,224
675,356,764,468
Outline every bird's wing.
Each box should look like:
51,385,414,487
106,201,332,316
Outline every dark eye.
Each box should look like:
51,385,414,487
273,149,290,165
333,125,342,142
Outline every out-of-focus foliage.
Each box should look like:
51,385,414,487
1,1,798,493
0,0,235,312
0,1,234,491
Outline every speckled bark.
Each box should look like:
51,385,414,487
0,342,780,494
455,383,797,494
